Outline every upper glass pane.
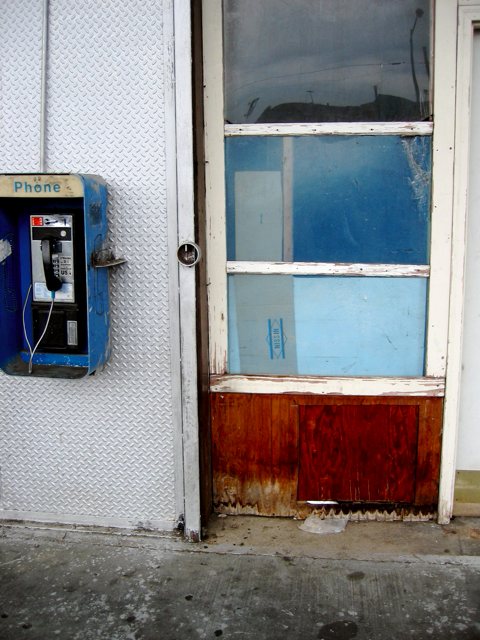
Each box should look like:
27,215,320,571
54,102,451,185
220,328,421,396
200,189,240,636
223,0,431,124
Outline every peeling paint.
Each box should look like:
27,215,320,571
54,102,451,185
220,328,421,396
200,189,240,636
209,374,445,396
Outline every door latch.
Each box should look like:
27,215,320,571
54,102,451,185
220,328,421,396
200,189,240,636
177,241,201,267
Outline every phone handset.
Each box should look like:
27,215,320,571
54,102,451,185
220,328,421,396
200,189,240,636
40,237,63,292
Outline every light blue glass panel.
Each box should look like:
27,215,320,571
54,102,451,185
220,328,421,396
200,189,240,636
228,275,426,376
225,136,431,264
228,274,298,375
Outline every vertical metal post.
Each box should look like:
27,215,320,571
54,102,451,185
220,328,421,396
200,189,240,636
39,0,49,173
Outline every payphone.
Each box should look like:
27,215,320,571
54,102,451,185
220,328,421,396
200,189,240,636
0,174,113,378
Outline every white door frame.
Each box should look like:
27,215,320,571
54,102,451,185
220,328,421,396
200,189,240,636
439,1,480,524
166,0,201,540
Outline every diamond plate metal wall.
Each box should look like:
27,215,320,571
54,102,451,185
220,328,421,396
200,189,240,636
0,0,180,527
0,0,43,170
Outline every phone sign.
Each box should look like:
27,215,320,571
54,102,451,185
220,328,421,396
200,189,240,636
31,216,43,227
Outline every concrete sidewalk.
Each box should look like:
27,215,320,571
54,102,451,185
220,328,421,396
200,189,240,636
1,515,479,639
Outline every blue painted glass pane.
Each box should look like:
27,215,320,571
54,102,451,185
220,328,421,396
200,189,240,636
228,275,426,376
224,0,431,124
226,136,431,264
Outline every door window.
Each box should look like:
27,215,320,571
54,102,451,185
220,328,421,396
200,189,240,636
224,0,431,124
228,275,427,375
226,135,431,264
216,0,433,378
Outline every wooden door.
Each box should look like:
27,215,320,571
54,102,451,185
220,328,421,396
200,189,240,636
202,0,444,517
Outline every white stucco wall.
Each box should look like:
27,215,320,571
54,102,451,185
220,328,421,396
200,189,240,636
0,0,182,529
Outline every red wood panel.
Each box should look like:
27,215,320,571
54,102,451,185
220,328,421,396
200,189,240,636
210,393,443,515
297,404,418,503
414,399,443,505
211,394,297,515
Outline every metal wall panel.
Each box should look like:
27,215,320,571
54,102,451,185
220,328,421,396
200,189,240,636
0,0,179,528
0,0,43,169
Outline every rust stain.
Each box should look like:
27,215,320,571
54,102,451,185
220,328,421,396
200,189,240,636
213,475,293,517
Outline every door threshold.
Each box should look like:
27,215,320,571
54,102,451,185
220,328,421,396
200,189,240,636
214,504,437,522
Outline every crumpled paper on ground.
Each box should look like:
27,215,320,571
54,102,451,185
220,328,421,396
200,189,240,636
299,514,348,535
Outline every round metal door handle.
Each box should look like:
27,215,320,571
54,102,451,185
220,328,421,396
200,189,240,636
177,241,201,267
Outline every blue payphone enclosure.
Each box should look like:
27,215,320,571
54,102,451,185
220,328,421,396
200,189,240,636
0,174,110,378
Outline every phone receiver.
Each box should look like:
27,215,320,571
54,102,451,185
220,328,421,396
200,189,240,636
41,237,63,292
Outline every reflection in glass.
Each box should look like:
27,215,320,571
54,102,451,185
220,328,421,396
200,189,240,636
224,0,431,123
228,275,427,376
226,136,431,264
